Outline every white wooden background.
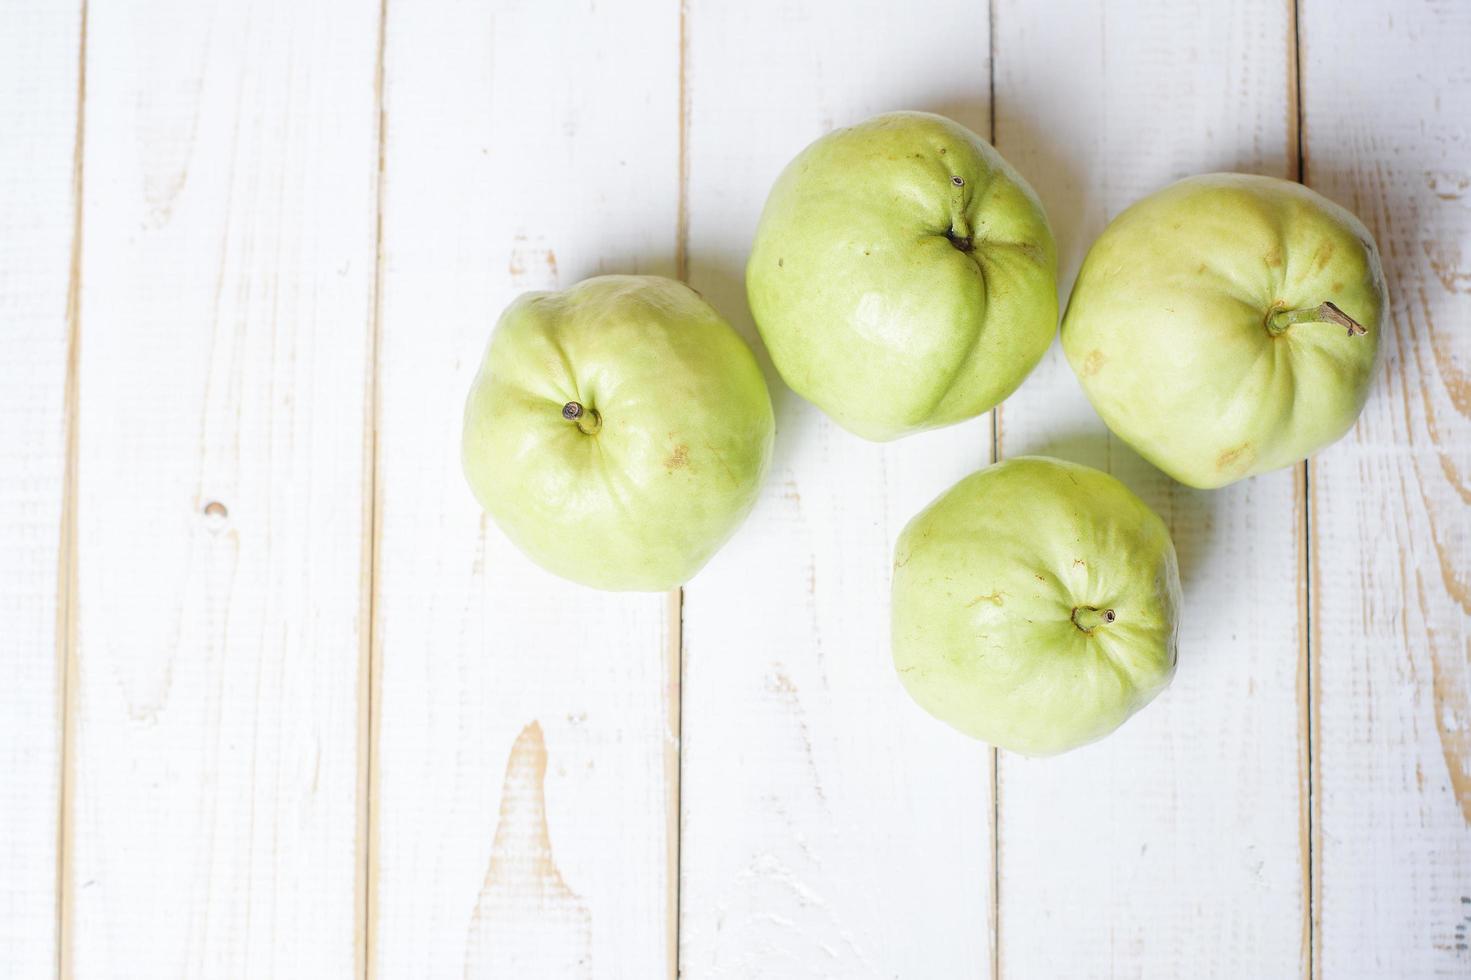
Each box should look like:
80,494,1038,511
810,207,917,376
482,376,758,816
2,0,1468,976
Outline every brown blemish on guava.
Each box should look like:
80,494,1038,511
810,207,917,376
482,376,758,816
1217,442,1253,471
1012,241,1045,263
777,258,784,268
1311,240,1336,273
1081,350,1106,377
966,591,1005,608
665,444,690,471
1331,281,1343,292
1196,262,1209,274
1073,559,1086,568
1264,246,1284,268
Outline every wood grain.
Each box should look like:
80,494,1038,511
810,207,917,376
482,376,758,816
1301,1,1471,974
65,1,380,973
371,0,679,975
991,1,1307,975
0,1,85,975
678,1,996,974
1,1,1466,974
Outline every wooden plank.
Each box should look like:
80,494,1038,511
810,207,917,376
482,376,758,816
0,0,85,974
991,2,1307,975
370,1,679,976
678,1,996,974
1300,1,1471,974
65,1,380,974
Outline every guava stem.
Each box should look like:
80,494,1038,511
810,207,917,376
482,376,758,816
561,400,602,436
1266,301,1367,338
1071,606,1117,633
946,174,973,249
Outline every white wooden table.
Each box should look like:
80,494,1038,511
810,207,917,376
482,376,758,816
3,0,1468,976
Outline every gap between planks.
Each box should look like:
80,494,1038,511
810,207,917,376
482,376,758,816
54,2,90,976
664,588,684,980
987,2,1002,972
361,0,392,976
1289,0,1318,972
669,2,690,975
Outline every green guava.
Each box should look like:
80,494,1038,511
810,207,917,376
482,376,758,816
892,457,1181,755
1063,173,1385,488
747,111,1058,441
462,275,774,590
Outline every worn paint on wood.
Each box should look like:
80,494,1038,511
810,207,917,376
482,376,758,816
464,722,592,978
1302,0,1471,974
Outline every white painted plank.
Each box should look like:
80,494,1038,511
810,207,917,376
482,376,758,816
66,1,380,974
371,1,679,976
991,2,1306,976
679,1,995,974
0,1,83,975
1300,1,1471,974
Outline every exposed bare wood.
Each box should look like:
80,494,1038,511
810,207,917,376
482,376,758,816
370,0,680,974
1302,1,1471,974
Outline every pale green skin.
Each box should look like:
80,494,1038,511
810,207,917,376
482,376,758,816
892,457,1180,756
462,275,775,591
1063,173,1386,489
747,111,1058,441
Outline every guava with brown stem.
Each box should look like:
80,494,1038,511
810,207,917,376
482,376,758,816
892,457,1180,756
1062,173,1386,489
462,275,775,591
